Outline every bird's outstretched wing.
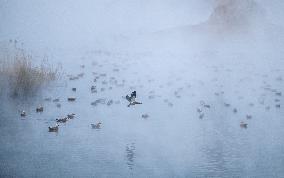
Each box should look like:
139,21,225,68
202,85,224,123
133,101,142,105
131,91,136,98
126,95,132,102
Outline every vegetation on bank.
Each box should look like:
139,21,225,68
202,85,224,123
0,41,60,97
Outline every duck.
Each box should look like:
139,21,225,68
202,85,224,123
44,97,52,101
20,110,26,117
142,114,149,119
204,104,210,108
91,122,102,129
240,121,248,128
246,115,252,119
224,103,231,107
200,101,210,108
67,113,75,119
68,97,76,101
53,98,60,102
197,108,202,113
168,102,173,107
200,100,205,106
77,73,84,77
91,86,97,93
249,103,254,107
36,106,43,112
56,117,68,123
69,76,79,80
107,100,113,106
49,124,59,132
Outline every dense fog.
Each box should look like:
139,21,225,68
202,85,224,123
1,0,284,177
1,0,284,51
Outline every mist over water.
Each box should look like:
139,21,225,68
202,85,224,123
1,0,284,177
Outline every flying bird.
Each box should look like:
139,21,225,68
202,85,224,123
126,91,142,107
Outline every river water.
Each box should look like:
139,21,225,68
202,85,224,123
0,47,284,178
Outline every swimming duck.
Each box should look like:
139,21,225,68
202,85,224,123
49,124,59,132
36,106,43,112
240,121,248,128
91,122,102,129
67,113,75,119
20,110,26,117
224,103,231,107
204,104,210,108
91,86,97,93
69,76,79,80
197,108,202,113
168,102,173,107
56,117,68,123
142,114,149,119
68,97,76,101
44,97,51,101
53,98,60,102
246,115,252,119
200,101,210,109
107,100,113,106
77,73,84,78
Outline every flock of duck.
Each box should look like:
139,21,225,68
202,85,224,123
19,89,143,132
20,106,76,132
18,50,283,133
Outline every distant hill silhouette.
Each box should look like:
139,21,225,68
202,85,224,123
199,0,265,33
130,0,284,52
155,0,266,35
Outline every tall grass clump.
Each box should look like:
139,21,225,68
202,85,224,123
0,42,60,97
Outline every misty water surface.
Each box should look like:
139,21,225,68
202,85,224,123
1,0,284,177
